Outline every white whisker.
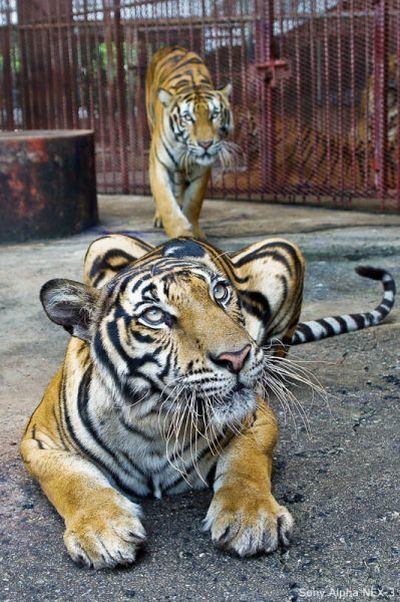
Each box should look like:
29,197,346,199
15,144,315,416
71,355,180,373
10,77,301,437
258,345,330,436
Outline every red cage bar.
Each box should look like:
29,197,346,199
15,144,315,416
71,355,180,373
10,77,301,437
0,0,399,210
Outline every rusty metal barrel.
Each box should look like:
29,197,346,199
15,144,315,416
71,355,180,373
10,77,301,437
0,130,98,243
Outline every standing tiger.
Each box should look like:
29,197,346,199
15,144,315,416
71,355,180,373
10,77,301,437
20,234,395,568
146,46,235,239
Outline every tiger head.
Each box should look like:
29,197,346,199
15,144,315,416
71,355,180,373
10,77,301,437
40,236,303,434
158,84,235,167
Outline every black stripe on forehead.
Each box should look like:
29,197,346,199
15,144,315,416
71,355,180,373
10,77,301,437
176,89,216,105
141,282,159,300
160,268,209,285
153,262,215,286
105,244,224,300
161,269,208,296
112,257,212,297
162,239,206,259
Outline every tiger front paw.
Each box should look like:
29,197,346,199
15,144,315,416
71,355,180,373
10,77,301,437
203,484,294,557
192,224,207,240
64,496,146,569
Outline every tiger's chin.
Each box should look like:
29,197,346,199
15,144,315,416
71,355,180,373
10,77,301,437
209,387,257,432
192,153,219,167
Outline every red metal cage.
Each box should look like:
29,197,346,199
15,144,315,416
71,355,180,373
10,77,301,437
0,0,399,210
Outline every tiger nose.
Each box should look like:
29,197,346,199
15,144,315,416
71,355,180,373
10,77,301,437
199,139,213,149
209,344,251,374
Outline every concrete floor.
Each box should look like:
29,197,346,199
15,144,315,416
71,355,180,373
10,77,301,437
1,196,400,601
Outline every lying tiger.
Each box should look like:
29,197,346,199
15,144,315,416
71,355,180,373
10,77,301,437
146,46,235,239
21,235,395,568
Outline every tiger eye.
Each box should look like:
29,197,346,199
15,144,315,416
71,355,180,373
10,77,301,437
141,307,165,324
213,282,230,303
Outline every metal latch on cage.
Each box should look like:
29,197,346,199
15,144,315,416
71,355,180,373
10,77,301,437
256,59,291,87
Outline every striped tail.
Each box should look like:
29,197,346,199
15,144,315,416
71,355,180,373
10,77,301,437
291,266,396,346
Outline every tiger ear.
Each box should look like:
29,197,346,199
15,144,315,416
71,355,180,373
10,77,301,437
158,88,173,108
230,239,305,349
40,279,100,341
84,234,154,288
219,82,232,99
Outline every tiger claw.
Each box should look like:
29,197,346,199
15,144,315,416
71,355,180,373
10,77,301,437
204,486,294,557
153,215,163,228
192,226,207,240
64,497,146,569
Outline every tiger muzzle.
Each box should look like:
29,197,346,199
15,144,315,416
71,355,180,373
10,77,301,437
209,344,251,374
